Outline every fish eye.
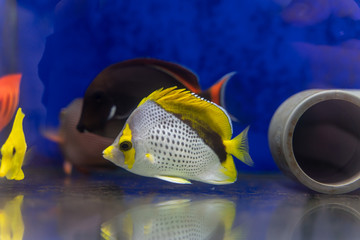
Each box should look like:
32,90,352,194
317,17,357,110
119,141,132,151
12,147,16,156
92,91,105,103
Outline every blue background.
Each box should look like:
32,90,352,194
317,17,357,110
2,0,360,171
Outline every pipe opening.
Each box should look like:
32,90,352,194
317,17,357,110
293,99,360,184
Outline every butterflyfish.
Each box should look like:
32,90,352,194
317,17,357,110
0,108,27,180
103,87,253,184
77,58,234,138
0,74,22,132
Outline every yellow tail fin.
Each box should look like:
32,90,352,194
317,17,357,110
223,126,253,166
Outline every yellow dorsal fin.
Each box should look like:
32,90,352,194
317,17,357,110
138,87,232,139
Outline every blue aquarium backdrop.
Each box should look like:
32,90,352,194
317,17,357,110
1,0,360,172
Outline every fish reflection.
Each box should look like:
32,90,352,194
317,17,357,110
101,199,243,240
0,195,24,240
267,195,360,240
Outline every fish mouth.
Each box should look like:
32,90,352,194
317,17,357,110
102,146,114,160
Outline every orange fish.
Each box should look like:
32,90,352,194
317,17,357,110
0,74,22,132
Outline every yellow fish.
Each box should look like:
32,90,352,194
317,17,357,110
103,87,253,184
0,108,27,180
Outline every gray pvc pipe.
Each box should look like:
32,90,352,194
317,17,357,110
269,90,360,194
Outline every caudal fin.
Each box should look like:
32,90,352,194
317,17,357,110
204,72,235,106
201,72,241,121
223,126,253,167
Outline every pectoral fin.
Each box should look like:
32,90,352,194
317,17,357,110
145,153,155,164
155,175,191,184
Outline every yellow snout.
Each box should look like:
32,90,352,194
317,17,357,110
102,146,114,160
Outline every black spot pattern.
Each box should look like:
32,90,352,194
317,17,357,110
131,101,218,177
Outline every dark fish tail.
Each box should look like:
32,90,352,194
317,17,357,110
200,72,235,106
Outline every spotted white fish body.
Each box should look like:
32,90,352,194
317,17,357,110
103,87,253,184
131,101,229,183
